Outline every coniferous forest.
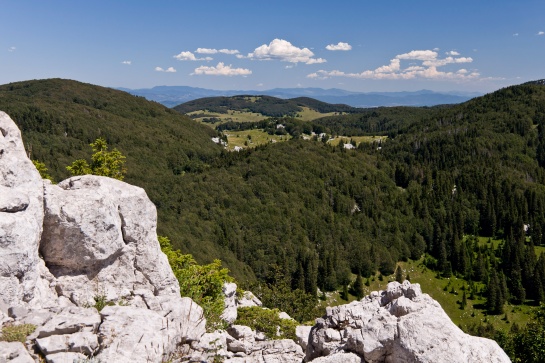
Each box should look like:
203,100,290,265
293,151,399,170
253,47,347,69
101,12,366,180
2,78,545,359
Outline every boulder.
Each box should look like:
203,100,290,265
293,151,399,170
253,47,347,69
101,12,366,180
305,281,511,363
33,306,101,339
40,175,180,306
44,352,87,363
221,282,238,323
0,341,34,363
296,325,312,351
36,331,98,355
0,111,54,308
237,291,262,308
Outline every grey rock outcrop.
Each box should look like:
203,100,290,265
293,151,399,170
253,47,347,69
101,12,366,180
0,111,55,309
0,112,206,362
306,280,511,363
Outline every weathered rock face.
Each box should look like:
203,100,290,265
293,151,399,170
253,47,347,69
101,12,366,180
306,280,511,363
40,175,180,306
0,111,53,308
0,112,206,362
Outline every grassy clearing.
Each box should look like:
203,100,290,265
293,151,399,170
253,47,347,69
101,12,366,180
189,106,343,126
224,130,389,151
321,258,535,334
224,129,291,151
295,107,340,121
188,110,268,125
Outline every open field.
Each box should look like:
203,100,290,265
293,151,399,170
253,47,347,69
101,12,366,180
188,110,267,125
223,129,291,150
294,107,340,121
224,129,388,151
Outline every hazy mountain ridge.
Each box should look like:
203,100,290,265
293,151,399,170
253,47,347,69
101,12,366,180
119,85,482,108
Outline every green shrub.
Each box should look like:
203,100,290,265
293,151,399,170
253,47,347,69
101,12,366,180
236,306,298,340
0,323,36,343
159,236,232,331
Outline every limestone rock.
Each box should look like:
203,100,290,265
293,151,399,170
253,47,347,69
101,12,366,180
221,282,238,323
36,331,98,355
237,291,262,308
305,281,511,363
311,352,362,363
44,352,87,363
40,175,179,306
296,325,312,351
0,111,52,308
33,306,101,339
0,341,34,363
96,302,205,363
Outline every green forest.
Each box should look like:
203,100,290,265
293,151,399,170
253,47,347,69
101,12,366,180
2,78,545,360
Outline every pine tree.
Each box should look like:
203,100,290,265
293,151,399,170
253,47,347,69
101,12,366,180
395,265,404,283
353,274,364,300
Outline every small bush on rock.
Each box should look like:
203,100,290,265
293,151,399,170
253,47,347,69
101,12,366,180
236,306,298,341
159,236,233,331
0,323,36,343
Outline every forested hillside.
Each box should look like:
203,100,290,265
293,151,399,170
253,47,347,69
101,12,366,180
3,79,545,358
173,94,360,117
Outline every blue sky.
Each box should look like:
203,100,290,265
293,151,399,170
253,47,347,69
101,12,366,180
1,1,544,93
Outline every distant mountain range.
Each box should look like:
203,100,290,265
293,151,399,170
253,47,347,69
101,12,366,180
118,86,483,108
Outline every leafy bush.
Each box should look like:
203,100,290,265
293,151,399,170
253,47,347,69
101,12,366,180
236,306,298,340
67,138,126,180
0,323,36,343
32,160,54,182
159,236,232,331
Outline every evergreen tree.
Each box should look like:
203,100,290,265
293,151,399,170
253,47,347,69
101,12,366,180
395,265,404,283
353,274,364,300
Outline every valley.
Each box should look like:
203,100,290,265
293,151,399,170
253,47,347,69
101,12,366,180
1,78,545,360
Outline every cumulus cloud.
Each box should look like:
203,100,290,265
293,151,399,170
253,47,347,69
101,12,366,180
195,48,240,55
121,60,132,65
538,31,545,36
396,50,438,61
192,62,252,76
155,66,177,73
173,51,213,61
326,42,352,51
307,49,479,81
8,46,16,52
248,38,325,64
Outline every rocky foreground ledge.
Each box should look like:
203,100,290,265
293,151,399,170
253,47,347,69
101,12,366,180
0,111,510,362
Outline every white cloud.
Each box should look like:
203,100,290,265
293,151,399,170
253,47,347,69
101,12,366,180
248,38,325,64
174,51,213,61
446,51,460,56
307,49,479,81
196,48,217,54
155,66,177,73
219,49,240,55
396,50,438,61
121,60,132,65
195,48,240,55
192,62,252,76
513,33,519,37
326,42,352,51
8,46,16,52
538,31,545,36
306,58,327,64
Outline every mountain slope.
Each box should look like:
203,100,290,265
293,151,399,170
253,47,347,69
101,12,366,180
0,78,256,278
